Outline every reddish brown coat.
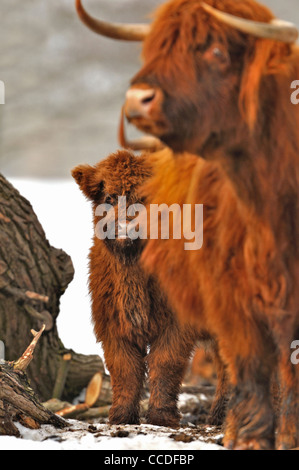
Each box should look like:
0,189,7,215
72,150,222,427
126,0,299,450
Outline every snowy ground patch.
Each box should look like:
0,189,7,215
0,420,224,451
0,386,225,450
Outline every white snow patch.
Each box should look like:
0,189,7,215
178,393,201,407
0,421,225,451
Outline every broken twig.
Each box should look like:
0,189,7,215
13,324,46,371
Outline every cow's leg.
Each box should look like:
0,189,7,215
224,377,274,450
146,325,195,428
273,322,299,451
276,354,298,449
217,323,275,450
208,348,229,426
103,338,146,425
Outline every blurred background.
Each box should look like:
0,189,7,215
1,0,298,355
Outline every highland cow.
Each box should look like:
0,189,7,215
125,0,298,450
72,150,227,427
75,0,299,449
124,0,299,450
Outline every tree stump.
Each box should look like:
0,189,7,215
0,174,105,403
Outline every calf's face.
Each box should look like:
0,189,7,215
72,150,151,263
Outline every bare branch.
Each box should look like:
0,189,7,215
25,291,49,303
1,285,49,304
0,212,11,223
24,305,53,331
13,325,46,371
56,403,89,418
52,353,72,400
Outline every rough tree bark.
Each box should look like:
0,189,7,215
0,174,105,402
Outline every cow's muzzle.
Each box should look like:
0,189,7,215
124,87,160,121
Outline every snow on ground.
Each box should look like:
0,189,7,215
0,382,225,450
0,421,224,451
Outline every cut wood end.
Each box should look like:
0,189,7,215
63,353,72,362
19,415,41,430
85,372,103,407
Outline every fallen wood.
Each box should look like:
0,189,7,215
0,327,66,436
54,399,150,422
92,373,113,406
55,372,104,418
0,364,66,435
42,398,72,414
56,403,90,419
52,354,72,400
74,405,111,420
85,372,103,407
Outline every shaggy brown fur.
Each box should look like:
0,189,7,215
140,148,278,448
72,150,228,427
126,0,299,450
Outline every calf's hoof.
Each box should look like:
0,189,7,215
109,406,140,425
146,407,180,429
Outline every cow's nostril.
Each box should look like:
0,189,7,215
125,88,158,120
141,92,156,105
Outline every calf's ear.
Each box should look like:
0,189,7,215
71,164,101,200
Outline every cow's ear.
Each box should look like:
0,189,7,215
72,164,103,201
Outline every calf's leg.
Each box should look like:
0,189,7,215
103,338,146,425
146,325,195,428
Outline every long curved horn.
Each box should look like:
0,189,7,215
119,107,164,152
202,3,298,44
75,0,150,41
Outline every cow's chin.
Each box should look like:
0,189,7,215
128,116,170,140
159,133,202,156
160,134,191,153
128,118,205,155
104,238,143,265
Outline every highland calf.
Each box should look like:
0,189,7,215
72,150,219,427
